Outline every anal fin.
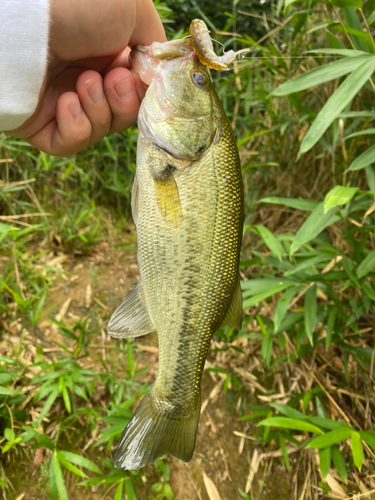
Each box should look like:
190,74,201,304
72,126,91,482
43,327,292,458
221,276,243,330
108,280,155,338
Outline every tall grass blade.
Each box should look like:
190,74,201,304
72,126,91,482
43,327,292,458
299,57,375,155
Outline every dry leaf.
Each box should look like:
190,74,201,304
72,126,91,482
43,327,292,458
85,284,92,308
233,431,256,441
203,472,222,500
33,446,45,467
47,254,68,267
325,473,347,499
136,344,159,354
15,494,26,500
245,448,261,493
363,200,375,222
322,255,343,274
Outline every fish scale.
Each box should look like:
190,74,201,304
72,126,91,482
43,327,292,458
108,37,243,470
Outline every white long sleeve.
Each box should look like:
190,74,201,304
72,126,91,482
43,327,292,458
0,0,50,131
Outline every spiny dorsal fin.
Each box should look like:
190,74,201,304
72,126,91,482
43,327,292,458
221,276,243,330
108,280,155,338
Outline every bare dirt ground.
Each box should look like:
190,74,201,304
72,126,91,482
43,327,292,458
2,240,298,500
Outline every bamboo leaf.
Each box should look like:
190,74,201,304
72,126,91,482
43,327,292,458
57,452,88,478
348,144,375,171
357,249,375,279
290,203,340,255
252,225,284,261
359,430,375,449
351,431,364,470
285,255,330,276
52,452,69,500
114,481,123,500
261,329,273,366
260,197,319,211
58,450,102,474
125,478,138,500
326,308,336,350
279,434,291,472
304,285,317,345
319,447,331,479
361,280,375,301
299,57,375,155
270,403,307,419
272,54,372,96
368,11,375,26
243,282,294,308
49,454,58,500
307,48,364,56
324,185,358,213
307,416,346,430
62,385,71,414
307,426,352,448
38,389,59,423
258,417,323,434
366,166,375,191
241,278,294,293
274,286,304,333
331,444,347,483
330,0,363,7
345,127,375,139
0,387,21,396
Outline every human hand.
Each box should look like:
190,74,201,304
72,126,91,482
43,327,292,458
6,0,166,156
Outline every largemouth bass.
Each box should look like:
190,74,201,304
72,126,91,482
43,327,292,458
108,35,244,470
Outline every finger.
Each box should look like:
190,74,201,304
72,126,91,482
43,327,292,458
103,47,131,75
75,70,112,146
129,0,167,46
104,67,142,134
29,92,92,156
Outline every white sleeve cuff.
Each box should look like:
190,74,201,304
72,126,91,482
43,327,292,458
0,0,50,131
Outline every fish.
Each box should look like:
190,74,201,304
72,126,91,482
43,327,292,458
107,34,244,470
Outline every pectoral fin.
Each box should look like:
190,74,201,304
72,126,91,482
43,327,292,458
221,277,243,330
108,280,155,338
154,168,182,228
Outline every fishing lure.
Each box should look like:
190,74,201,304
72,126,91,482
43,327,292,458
189,19,250,70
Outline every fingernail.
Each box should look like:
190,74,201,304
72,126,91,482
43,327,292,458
88,80,105,105
114,78,134,101
68,98,83,120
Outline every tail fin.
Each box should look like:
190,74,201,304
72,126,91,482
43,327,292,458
114,389,200,470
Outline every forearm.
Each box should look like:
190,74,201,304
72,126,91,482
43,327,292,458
0,0,50,131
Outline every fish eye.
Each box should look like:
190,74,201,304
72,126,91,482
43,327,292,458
192,72,207,87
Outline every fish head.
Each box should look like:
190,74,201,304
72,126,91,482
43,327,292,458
132,41,218,161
